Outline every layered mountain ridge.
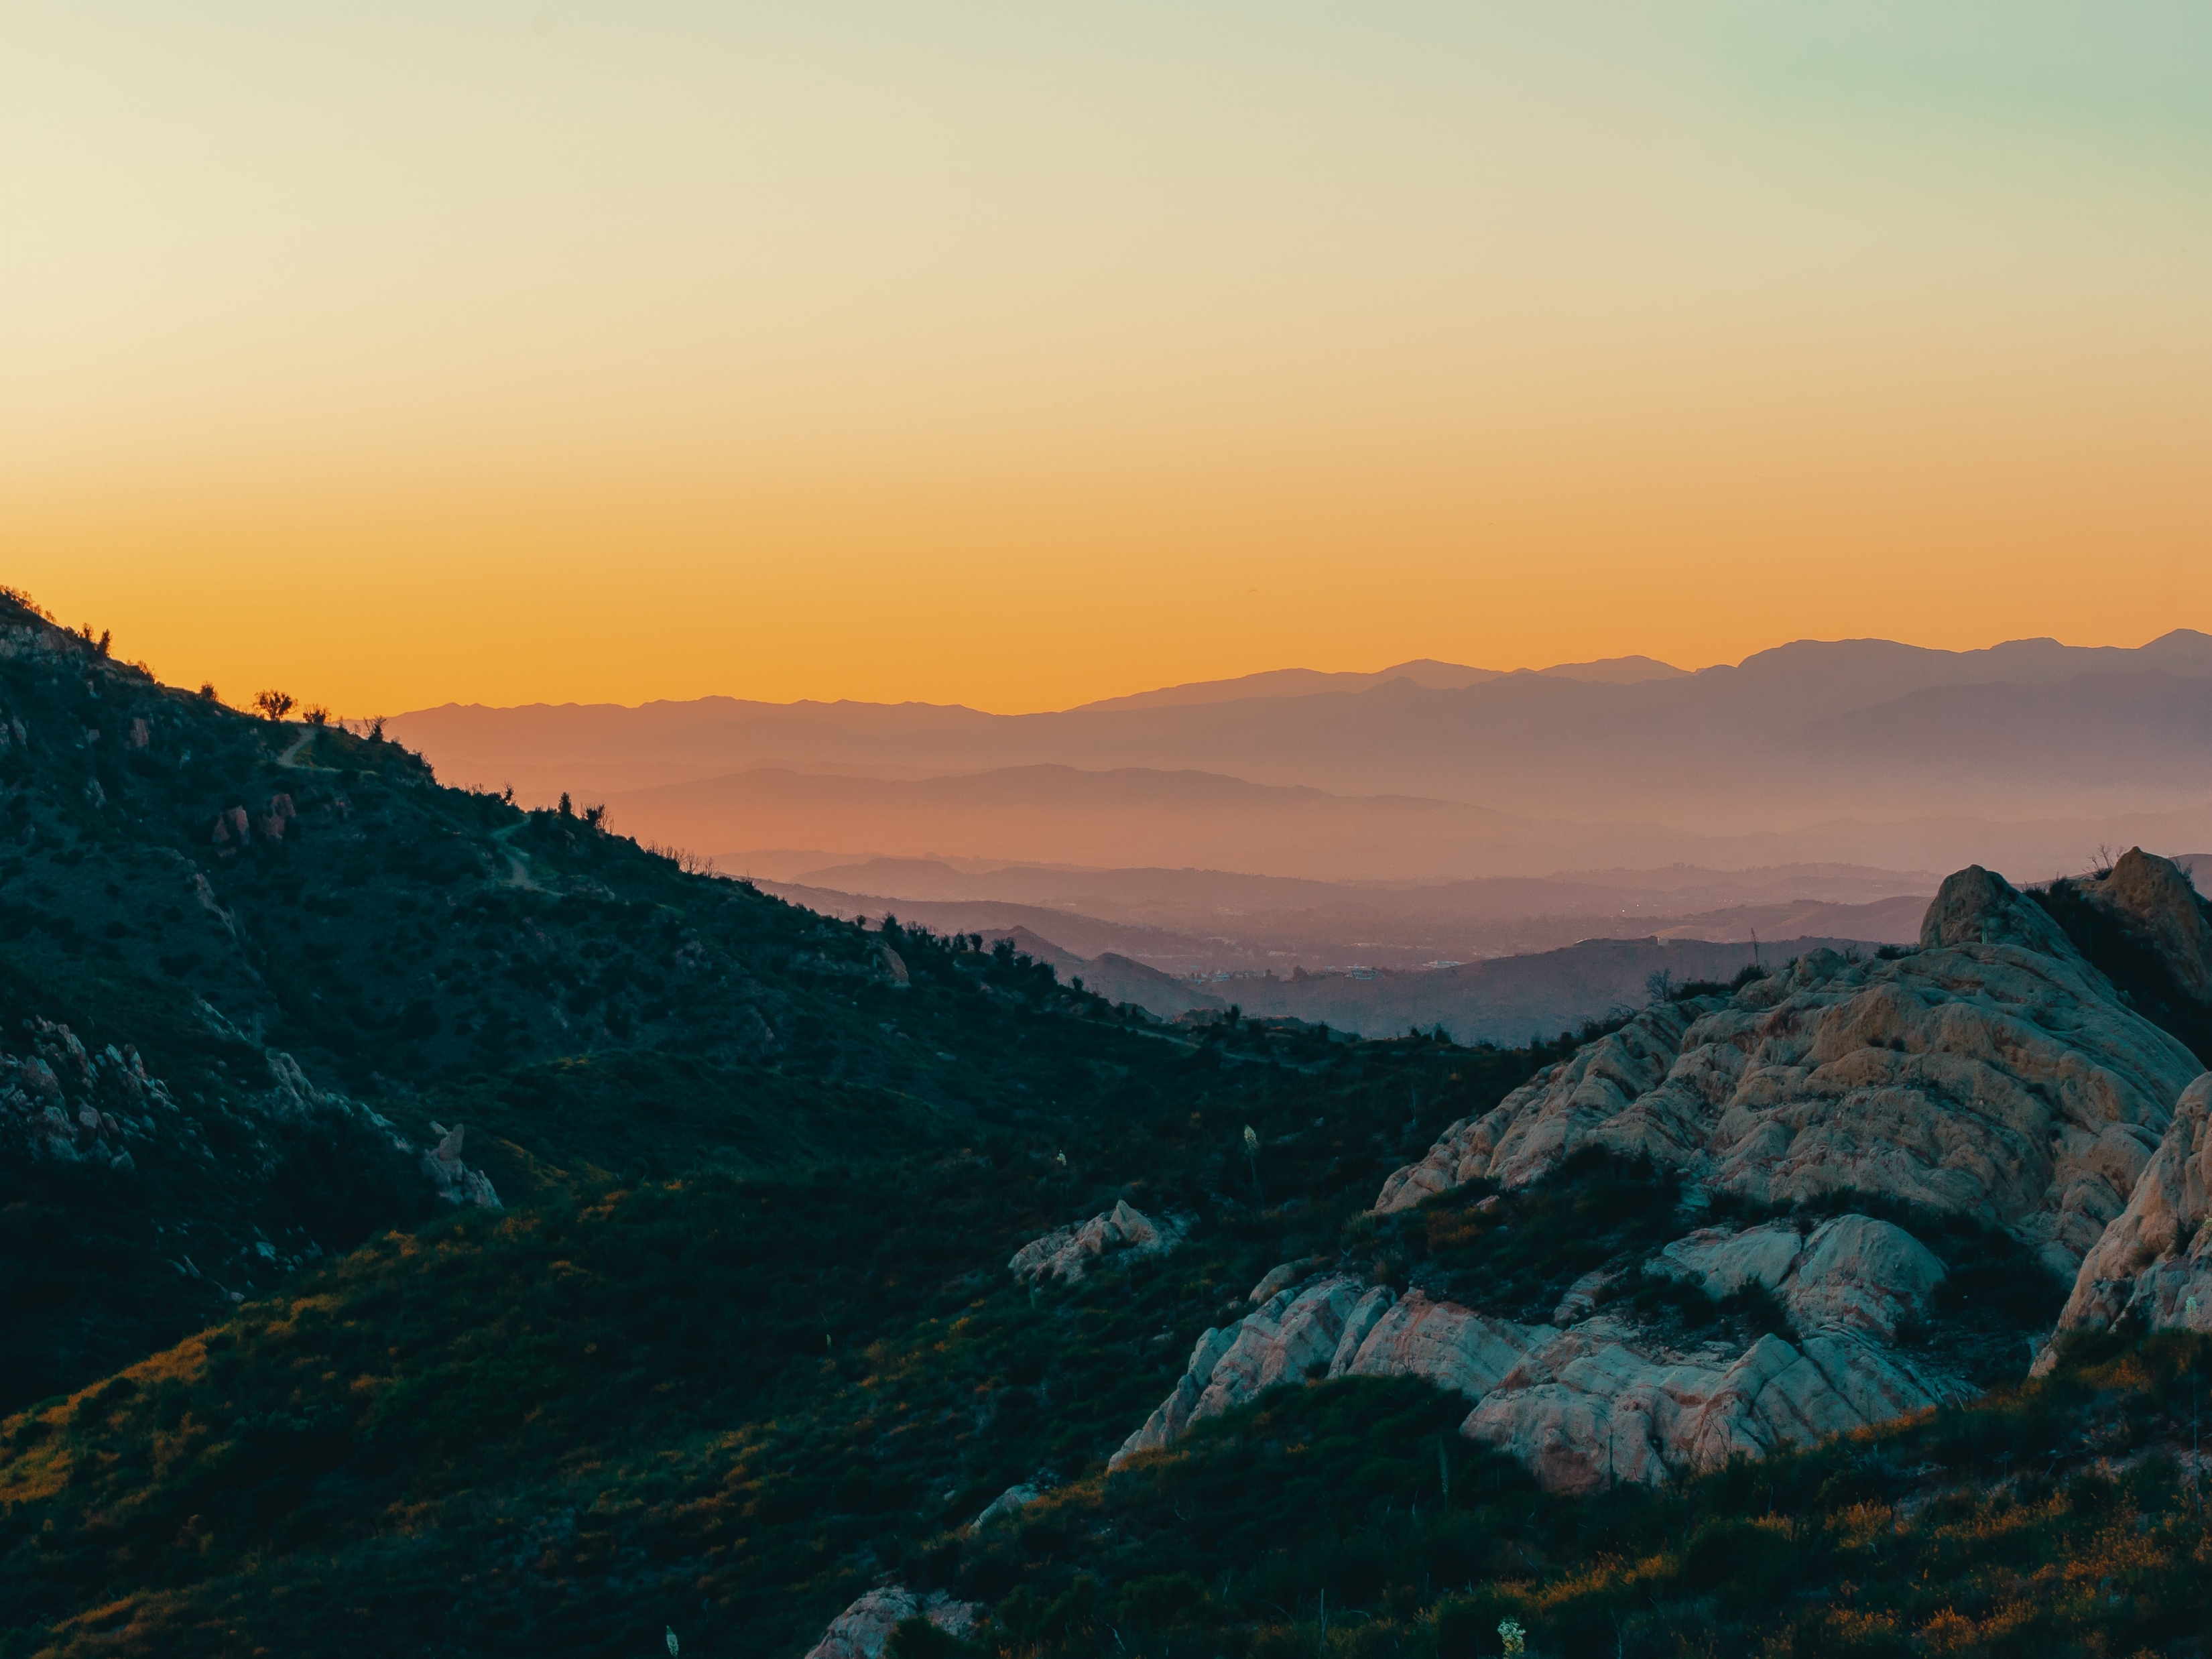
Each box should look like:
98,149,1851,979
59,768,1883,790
391,632,2212,880
8,587,2212,1658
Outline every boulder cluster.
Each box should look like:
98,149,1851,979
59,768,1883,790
1117,851,2212,1493
0,1017,173,1172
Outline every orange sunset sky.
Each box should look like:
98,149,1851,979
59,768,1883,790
5,5,2209,715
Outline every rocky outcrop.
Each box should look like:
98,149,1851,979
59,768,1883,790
1377,867,2201,1280
1110,864,2212,1491
1918,863,2084,957
2049,1072,2212,1356
1654,1215,1945,1343
422,1121,502,1210
1347,1216,1960,1491
1374,1004,1692,1210
1009,1200,1183,1283
2079,847,2212,1003
804,1586,981,1659
1460,1318,1968,1493
1114,1217,1968,1491
0,1017,174,1169
970,1482,1045,1530
1249,1255,1332,1303
1110,1272,1388,1466
263,1050,501,1211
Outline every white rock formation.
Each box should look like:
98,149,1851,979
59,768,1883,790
2048,1072,2212,1361
1112,1224,1968,1492
422,1121,502,1211
1009,1200,1183,1284
1376,866,2202,1280
805,1586,981,1659
1459,1319,1969,1493
1109,1272,1386,1466
1653,1215,1946,1343
970,1482,1044,1530
1111,864,2212,1489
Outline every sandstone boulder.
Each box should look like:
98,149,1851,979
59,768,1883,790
804,1586,981,1659
1918,864,2083,959
1336,1289,1554,1397
1331,1213,1961,1493
2048,1072,2212,1358
970,1482,1044,1531
422,1121,502,1211
1249,1255,1331,1302
1009,1200,1184,1284
1110,1274,1386,1466
1459,1318,1969,1493
1653,1215,1945,1343
1377,867,2200,1279
2079,848,2212,1003
1108,865,2211,1492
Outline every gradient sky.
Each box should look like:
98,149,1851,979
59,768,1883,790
5,3,2209,714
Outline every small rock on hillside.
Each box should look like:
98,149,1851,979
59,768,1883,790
805,1586,981,1659
1115,1221,1966,1492
1010,1199,1183,1284
970,1481,1045,1530
422,1121,501,1211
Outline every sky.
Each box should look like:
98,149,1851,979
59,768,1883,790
4,3,2209,715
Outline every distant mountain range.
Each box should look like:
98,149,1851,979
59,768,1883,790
389,631,2212,881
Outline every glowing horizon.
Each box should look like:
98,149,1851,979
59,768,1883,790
6,5,2209,716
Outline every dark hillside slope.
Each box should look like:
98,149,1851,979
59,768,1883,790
0,1022,1546,1656
0,595,1213,1410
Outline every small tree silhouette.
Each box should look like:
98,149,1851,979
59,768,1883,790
252,689,295,721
